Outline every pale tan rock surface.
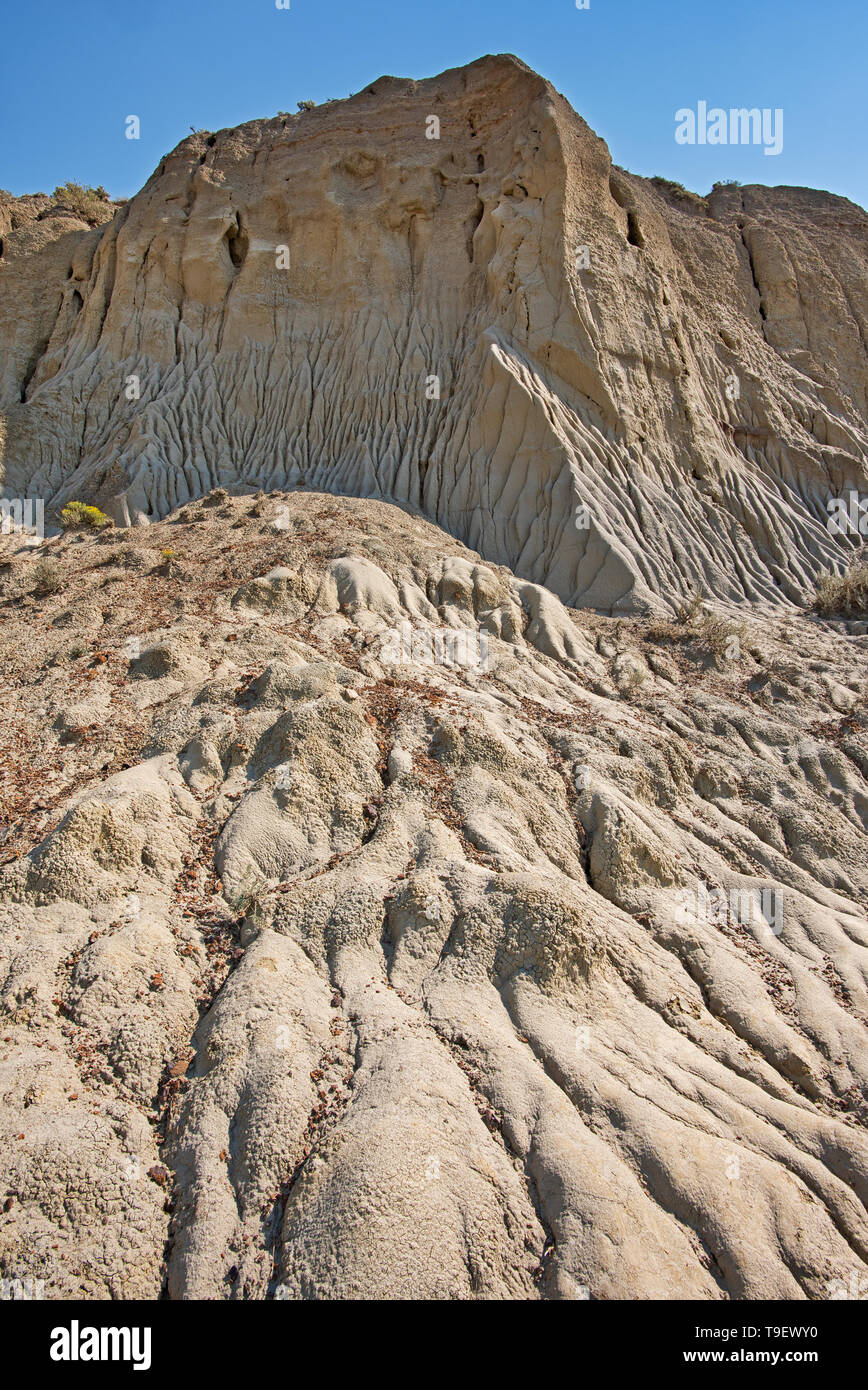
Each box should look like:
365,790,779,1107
0,55,866,1302
0,490,865,1300
1,56,866,613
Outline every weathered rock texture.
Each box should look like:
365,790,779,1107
0,56,866,1303
0,490,866,1300
1,55,866,613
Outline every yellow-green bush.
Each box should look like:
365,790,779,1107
60,501,113,531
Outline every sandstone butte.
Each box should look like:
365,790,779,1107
0,54,865,1302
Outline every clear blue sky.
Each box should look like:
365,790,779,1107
1,0,866,210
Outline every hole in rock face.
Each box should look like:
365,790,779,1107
626,211,645,248
71,290,83,313
226,217,249,269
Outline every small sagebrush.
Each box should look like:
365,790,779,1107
33,559,63,596
623,663,649,694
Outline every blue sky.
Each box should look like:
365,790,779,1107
1,0,866,209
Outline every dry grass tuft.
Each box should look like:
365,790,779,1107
814,557,868,619
646,587,745,664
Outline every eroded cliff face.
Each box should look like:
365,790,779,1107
1,55,866,613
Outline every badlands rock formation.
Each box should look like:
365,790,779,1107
1,54,867,613
0,490,866,1300
0,56,866,1302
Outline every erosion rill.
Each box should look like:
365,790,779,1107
0,55,866,1301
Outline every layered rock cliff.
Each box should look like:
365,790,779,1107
2,55,866,613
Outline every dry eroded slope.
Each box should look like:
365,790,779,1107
0,491,866,1299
